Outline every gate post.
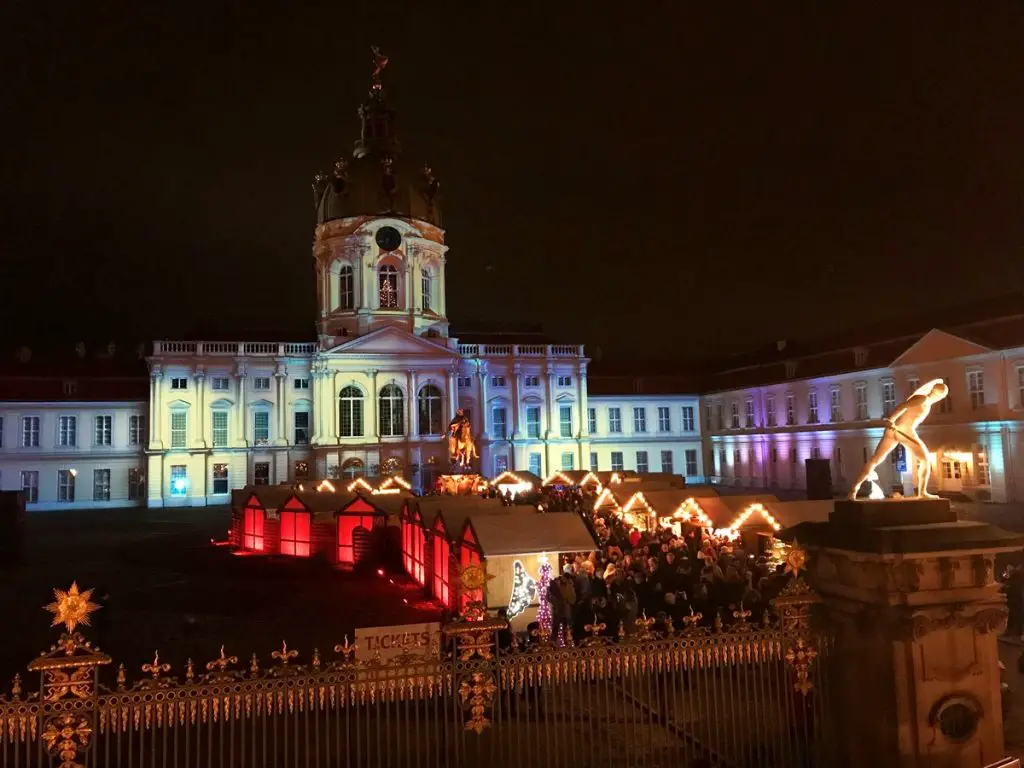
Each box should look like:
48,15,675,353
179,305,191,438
785,499,1023,767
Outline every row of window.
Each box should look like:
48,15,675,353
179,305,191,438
518,447,700,477
333,263,435,312
586,406,696,435
170,376,310,391
0,415,145,449
18,468,144,503
457,374,574,389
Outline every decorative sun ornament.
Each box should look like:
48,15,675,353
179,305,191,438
45,582,101,633
784,544,809,578
459,564,493,593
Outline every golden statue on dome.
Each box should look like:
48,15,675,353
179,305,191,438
849,378,949,500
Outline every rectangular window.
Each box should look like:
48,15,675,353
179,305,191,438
254,411,270,445
561,451,575,471
790,447,797,464
785,394,795,426
243,507,265,551
21,470,39,503
976,453,989,485
745,399,755,428
658,406,671,431
528,452,542,476
661,450,673,474
211,377,230,391
492,407,507,439
128,467,144,501
635,450,649,473
855,383,868,420
587,407,597,434
590,452,599,472
766,397,777,427
493,455,509,476
253,376,271,391
633,407,647,433
170,377,188,390
93,469,111,501
608,407,622,433
730,402,739,429
812,446,821,459
937,377,952,413
610,451,624,472
718,448,727,474
704,403,712,430
524,375,540,387
22,416,40,447
830,388,842,422
254,462,270,486
967,369,984,410
685,449,698,477
294,461,310,482
294,412,310,445
170,412,187,448
94,415,112,446
715,403,724,431
63,381,77,396
807,391,819,423
526,407,541,439
457,376,472,388
293,378,310,390
907,377,920,396
882,380,896,416
212,411,229,447
557,375,572,387
422,270,432,311
771,447,778,464
681,406,695,431
58,469,76,502
169,465,187,495
559,406,573,438
490,375,507,387
58,415,77,447
129,414,146,446
280,510,311,557
733,448,741,469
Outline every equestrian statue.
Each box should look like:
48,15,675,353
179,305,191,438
448,408,479,472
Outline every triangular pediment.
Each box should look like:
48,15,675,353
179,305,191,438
324,327,459,359
890,329,991,367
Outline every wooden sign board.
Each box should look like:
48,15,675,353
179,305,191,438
354,622,441,663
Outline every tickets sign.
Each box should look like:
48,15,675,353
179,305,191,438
354,622,441,663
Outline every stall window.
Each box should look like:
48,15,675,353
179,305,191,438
280,510,311,557
243,507,265,551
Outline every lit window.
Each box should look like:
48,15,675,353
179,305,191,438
745,399,755,428
976,453,989,485
212,463,229,494
490,375,507,387
561,451,575,471
129,415,146,446
658,406,671,431
608,407,622,433
587,407,597,434
243,506,265,550
610,451,624,472
785,395,795,426
57,470,75,502
491,407,507,439
294,412,310,445
557,375,572,387
590,452,599,471
418,385,443,436
22,416,40,447
211,377,230,390
339,385,364,437
254,462,270,485
339,264,354,310
170,378,188,390
854,383,868,420
294,461,310,482
635,450,648,473
21,471,39,503
685,449,698,476
169,465,187,496
379,264,399,308
524,375,540,387
280,510,311,557
661,450,673,474
254,411,270,445
967,370,984,410
94,415,112,446
341,459,364,479
526,407,541,439
253,377,271,391
682,406,695,431
718,449,727,474
807,391,819,424
937,377,953,414
559,406,573,438
59,416,77,447
830,388,842,422
528,453,542,476
881,380,896,416
212,411,229,447
170,412,187,449
457,376,472,388
379,384,404,437
766,397,777,427
421,269,432,312
493,454,508,475
634,407,647,433
93,469,111,501
293,378,310,390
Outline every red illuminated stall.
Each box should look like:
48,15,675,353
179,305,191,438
401,504,428,587
335,497,387,566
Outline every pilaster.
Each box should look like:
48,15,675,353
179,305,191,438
148,366,164,450
233,360,248,448
510,363,522,439
476,360,489,439
368,369,379,439
191,365,206,449
274,360,289,446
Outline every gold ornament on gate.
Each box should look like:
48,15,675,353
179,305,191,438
45,582,101,634
784,543,808,578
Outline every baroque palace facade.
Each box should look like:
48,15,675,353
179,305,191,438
0,69,703,509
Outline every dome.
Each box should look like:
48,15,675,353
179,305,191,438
313,79,442,227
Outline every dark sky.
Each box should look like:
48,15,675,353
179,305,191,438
2,2,1023,363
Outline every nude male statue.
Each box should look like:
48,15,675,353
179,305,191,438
849,378,949,500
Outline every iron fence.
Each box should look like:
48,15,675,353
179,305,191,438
1,578,828,768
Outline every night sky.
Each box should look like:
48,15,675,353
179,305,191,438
2,2,1022,363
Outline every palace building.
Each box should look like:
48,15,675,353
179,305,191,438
0,65,703,509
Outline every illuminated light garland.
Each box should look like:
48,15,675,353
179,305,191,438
542,471,575,487
316,479,336,493
378,475,412,491
576,471,601,488
536,556,553,634
372,488,402,495
658,497,713,535
346,477,374,493
719,502,782,537
592,487,621,513
490,471,535,496
507,559,538,620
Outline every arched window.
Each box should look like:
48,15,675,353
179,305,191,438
379,264,399,309
421,269,432,312
379,384,404,437
341,458,364,479
339,265,354,310
418,384,443,435
338,385,364,437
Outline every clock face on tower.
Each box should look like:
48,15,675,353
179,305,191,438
375,226,402,252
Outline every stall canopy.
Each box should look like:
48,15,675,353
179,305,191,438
464,512,596,558
490,470,543,496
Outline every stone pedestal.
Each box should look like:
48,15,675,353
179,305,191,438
785,498,1024,767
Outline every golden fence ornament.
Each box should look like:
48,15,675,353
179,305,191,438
772,543,824,696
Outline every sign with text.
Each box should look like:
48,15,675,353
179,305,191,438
354,622,441,663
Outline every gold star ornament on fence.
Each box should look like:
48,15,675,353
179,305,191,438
784,544,808,578
44,582,101,633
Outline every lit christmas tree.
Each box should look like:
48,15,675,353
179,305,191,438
536,558,553,635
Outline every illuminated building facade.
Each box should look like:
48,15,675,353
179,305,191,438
702,314,1024,502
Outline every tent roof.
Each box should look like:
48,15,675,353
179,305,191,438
234,486,355,514
468,512,596,557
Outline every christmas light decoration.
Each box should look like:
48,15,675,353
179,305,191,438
507,559,537,620
718,502,782,538
346,477,374,493
316,479,336,493
542,471,574,487
536,557,553,635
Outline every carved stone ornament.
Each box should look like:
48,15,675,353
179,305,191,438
885,605,1008,642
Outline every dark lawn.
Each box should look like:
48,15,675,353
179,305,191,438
0,506,440,688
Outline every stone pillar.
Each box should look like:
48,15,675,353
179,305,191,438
578,359,589,467
510,362,522,439
311,366,322,445
192,366,206,448
368,369,379,440
545,362,556,474
149,366,163,450
476,361,489,439
406,370,417,472
331,370,340,443
234,361,248,448
787,499,1024,767
447,368,458,420
275,361,288,446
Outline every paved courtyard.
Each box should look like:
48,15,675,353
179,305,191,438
0,506,440,689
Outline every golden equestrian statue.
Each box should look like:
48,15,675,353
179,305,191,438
849,378,949,500
447,408,479,472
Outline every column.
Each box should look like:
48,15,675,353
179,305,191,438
404,262,414,313
368,369,379,440
447,368,458,419
234,362,248,448
476,361,489,441
331,371,340,443
406,370,417,473
510,363,522,439
148,367,162,449
275,362,288,446
545,363,556,473
577,360,589,468
192,366,206,448
311,367,321,445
